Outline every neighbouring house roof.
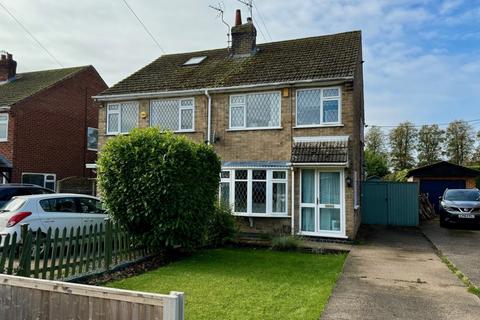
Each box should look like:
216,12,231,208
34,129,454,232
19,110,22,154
0,66,88,107
291,140,349,163
407,161,480,178
222,160,290,169
99,31,361,96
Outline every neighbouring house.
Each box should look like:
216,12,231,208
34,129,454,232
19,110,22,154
94,10,364,240
407,161,480,212
0,52,108,191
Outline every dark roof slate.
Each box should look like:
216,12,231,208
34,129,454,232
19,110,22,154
100,31,361,96
0,66,87,106
407,161,480,178
291,140,348,163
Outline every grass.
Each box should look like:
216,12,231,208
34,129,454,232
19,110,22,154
106,248,347,320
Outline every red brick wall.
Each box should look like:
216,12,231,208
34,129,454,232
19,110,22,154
9,66,107,183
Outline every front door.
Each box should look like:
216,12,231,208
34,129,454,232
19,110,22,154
300,169,345,237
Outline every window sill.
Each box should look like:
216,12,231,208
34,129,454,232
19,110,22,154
226,127,283,132
294,124,344,129
298,231,348,239
233,213,290,218
106,132,130,136
174,130,195,133
0,140,7,142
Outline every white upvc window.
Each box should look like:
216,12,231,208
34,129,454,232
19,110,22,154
150,98,195,132
0,114,8,141
220,169,288,216
106,102,139,135
21,173,56,191
296,87,342,127
229,92,281,129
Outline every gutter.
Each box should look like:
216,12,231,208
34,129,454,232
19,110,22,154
92,77,354,102
205,90,212,144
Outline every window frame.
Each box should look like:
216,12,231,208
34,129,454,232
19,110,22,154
21,173,56,191
295,87,342,127
228,91,282,130
149,98,195,132
0,113,9,142
220,168,289,217
106,101,139,135
87,127,98,151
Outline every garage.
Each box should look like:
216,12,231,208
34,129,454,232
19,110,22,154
407,161,480,212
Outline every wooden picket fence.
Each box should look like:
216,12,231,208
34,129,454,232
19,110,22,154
0,220,154,280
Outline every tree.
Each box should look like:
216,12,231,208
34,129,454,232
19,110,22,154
364,150,389,178
471,131,480,165
445,120,475,165
97,128,221,249
417,124,444,166
365,126,387,155
389,122,418,171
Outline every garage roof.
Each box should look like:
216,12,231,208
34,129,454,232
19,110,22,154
407,161,480,178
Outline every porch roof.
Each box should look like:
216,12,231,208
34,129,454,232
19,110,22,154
0,155,12,170
291,140,348,164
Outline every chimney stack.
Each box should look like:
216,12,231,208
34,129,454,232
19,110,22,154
230,10,257,57
0,52,17,82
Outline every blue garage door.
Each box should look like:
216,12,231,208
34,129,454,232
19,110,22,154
420,179,465,213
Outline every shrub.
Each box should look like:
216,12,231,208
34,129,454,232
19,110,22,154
206,202,237,247
271,236,300,251
97,127,221,250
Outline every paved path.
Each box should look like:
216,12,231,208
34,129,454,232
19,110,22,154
322,227,480,320
422,220,480,287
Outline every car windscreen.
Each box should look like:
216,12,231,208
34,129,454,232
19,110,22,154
444,190,480,201
0,197,26,212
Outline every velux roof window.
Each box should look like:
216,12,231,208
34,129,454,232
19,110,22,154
183,56,207,65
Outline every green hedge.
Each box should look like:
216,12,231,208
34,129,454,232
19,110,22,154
97,128,221,249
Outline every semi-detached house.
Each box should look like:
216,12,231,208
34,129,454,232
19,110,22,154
94,12,365,240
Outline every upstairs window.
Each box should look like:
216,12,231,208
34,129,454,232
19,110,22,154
106,102,139,135
150,98,195,132
296,87,341,126
0,114,8,141
229,92,281,129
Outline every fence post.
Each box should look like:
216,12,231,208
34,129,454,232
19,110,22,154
18,223,31,277
20,223,28,246
104,218,112,270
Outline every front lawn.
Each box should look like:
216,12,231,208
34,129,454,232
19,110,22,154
106,248,346,320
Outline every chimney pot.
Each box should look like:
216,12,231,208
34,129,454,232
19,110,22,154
1,55,5,61
247,17,252,23
235,9,242,26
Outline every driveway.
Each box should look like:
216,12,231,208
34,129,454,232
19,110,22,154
422,219,480,286
322,226,480,320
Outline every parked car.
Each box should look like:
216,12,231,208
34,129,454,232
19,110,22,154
439,188,480,228
0,193,106,245
0,184,54,207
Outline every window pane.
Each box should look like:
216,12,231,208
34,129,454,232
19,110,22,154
319,208,340,231
235,170,247,180
323,88,339,97
323,100,339,123
78,198,103,214
235,181,247,212
0,123,7,140
272,183,286,213
301,169,315,203
297,90,321,125
246,92,280,128
231,106,244,127
87,127,98,150
301,207,315,232
22,174,45,187
120,102,138,132
252,170,266,180
230,95,245,105
108,105,119,111
45,182,55,191
107,113,119,133
319,172,340,204
252,181,266,213
220,171,230,179
220,182,230,205
151,100,178,131
180,108,193,130
180,99,193,107
273,171,286,179
41,198,76,213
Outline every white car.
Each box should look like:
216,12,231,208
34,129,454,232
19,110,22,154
0,193,107,244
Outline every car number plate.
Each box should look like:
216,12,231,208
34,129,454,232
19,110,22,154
458,214,475,219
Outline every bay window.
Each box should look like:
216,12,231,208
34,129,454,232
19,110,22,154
150,98,194,132
106,102,139,134
229,92,281,129
220,169,288,215
296,87,341,126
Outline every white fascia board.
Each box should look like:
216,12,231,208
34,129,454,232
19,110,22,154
92,77,354,102
293,135,350,143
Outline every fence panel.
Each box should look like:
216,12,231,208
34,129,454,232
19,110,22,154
0,274,184,320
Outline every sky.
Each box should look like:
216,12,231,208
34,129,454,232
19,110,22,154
1,0,480,129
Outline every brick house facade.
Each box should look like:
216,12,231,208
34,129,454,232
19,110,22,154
95,11,364,240
0,53,107,189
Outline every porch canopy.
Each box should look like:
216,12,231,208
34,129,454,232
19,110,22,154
291,136,349,166
0,154,12,182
